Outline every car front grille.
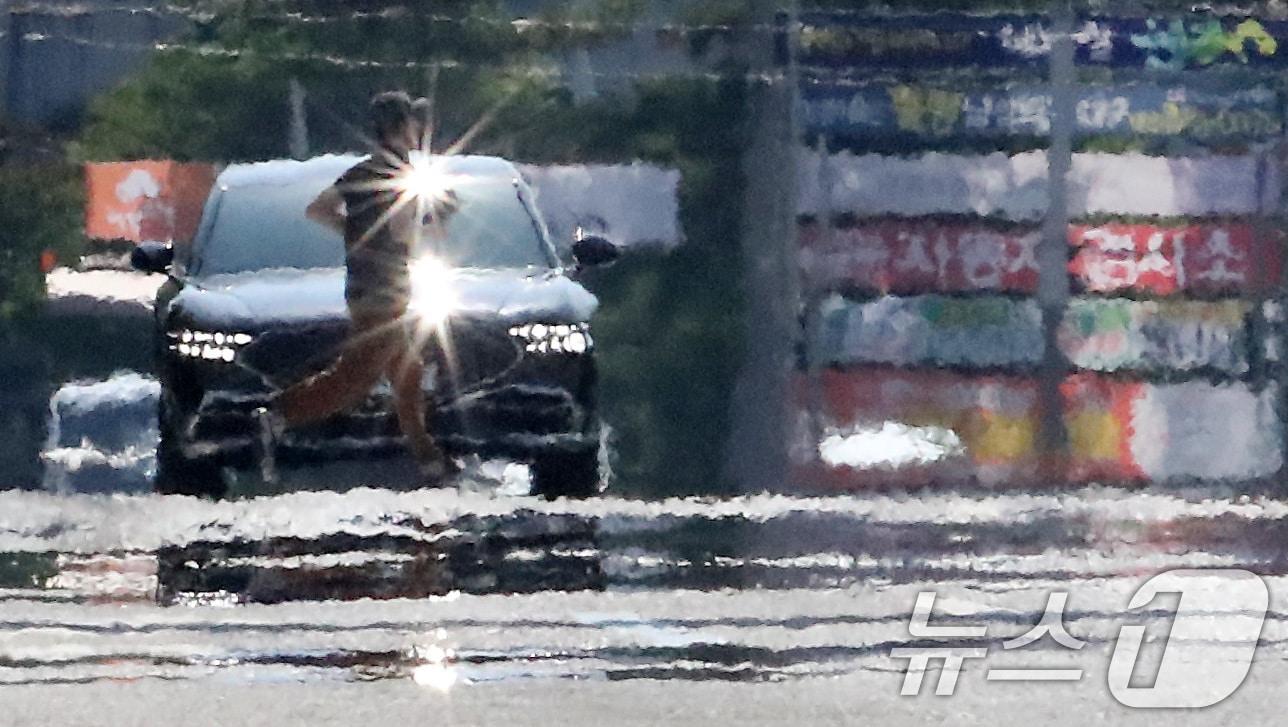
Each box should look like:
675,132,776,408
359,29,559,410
239,320,351,384
186,316,595,464
431,319,527,396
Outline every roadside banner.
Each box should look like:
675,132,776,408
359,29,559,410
791,370,1283,489
1060,374,1142,482
1128,380,1282,480
811,294,1044,368
789,369,1041,489
801,82,1281,142
799,12,1288,70
84,161,217,244
798,150,1048,219
1069,222,1283,295
798,219,1282,295
1062,374,1282,481
811,293,1252,373
1058,298,1252,374
798,151,1277,219
798,219,1040,293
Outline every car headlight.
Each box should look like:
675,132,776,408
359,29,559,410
509,322,593,355
168,329,254,363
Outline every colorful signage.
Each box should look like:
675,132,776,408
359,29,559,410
798,220,1040,293
797,220,1283,296
1061,374,1281,482
789,369,1041,489
799,13,1287,70
801,82,1281,142
1069,222,1283,295
811,294,1045,368
791,370,1282,490
1058,298,1252,374
798,151,1276,219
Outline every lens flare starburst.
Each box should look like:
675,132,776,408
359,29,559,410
408,255,457,326
399,152,450,201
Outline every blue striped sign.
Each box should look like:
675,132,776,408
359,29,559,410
801,82,1281,142
799,13,1288,70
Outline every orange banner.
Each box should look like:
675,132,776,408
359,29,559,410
84,161,217,244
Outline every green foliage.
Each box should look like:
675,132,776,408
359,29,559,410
0,163,83,318
536,0,650,30
553,80,748,496
678,0,754,27
75,51,294,162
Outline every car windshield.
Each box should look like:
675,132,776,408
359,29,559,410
193,171,553,276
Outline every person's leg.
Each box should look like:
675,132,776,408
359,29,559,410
276,314,400,426
386,338,456,475
255,313,398,482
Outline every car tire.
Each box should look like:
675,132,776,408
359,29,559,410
529,448,602,500
156,399,227,498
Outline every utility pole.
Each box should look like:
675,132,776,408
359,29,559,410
288,78,310,160
724,1,799,491
1036,2,1076,479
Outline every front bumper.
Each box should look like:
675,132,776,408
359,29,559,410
171,340,599,467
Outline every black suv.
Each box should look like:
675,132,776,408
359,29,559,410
133,153,618,498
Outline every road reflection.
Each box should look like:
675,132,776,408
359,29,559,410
3,482,1288,689
155,511,604,604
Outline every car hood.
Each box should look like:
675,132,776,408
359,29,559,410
169,267,599,330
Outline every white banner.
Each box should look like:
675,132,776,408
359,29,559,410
520,163,683,249
798,150,1278,219
1132,382,1282,481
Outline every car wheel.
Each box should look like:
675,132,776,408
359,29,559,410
529,448,602,500
156,399,227,498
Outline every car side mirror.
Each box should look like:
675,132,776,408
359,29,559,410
131,241,174,274
572,234,620,268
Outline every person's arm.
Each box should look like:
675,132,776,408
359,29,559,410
420,189,460,240
306,184,346,235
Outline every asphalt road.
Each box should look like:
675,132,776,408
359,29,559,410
3,480,1288,725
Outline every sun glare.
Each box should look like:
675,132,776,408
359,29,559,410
400,151,452,201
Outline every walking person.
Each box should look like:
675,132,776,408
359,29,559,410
254,91,458,483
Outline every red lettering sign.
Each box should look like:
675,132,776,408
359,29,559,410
798,220,1040,293
1068,223,1283,295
